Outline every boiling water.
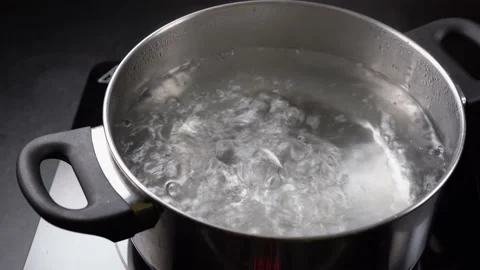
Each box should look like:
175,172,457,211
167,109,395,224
117,48,447,237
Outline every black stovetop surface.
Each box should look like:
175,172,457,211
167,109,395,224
73,62,480,270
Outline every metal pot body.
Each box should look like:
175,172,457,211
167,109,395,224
131,190,438,270
18,1,477,270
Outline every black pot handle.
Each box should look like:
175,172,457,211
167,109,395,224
17,127,156,242
406,18,480,104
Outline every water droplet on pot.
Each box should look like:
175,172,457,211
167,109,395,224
166,181,181,198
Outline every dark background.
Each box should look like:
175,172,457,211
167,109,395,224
1,0,480,269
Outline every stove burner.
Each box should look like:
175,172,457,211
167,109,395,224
251,257,281,270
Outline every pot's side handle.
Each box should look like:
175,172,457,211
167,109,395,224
407,18,480,105
17,127,157,242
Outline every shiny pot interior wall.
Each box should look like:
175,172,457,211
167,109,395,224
107,1,464,177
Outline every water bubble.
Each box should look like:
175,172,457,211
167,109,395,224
265,174,282,189
250,99,270,114
438,145,445,154
122,119,132,127
423,132,433,141
297,135,307,143
227,185,247,203
166,181,182,198
424,168,446,191
213,171,227,185
165,96,181,106
277,141,291,154
270,98,289,113
423,175,436,191
193,104,204,113
241,148,284,187
160,122,173,139
165,160,180,178
216,140,237,165
305,115,320,129
289,140,309,161
285,107,305,126
428,145,445,156
233,107,261,127
335,114,347,123
382,133,391,144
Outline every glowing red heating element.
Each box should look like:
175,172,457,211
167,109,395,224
252,257,281,270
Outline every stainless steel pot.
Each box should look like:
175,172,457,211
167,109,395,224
17,1,480,269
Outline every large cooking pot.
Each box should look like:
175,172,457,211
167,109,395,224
17,1,480,269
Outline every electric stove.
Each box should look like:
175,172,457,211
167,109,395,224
22,62,479,270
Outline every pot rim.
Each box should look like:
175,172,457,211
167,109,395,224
102,0,466,241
